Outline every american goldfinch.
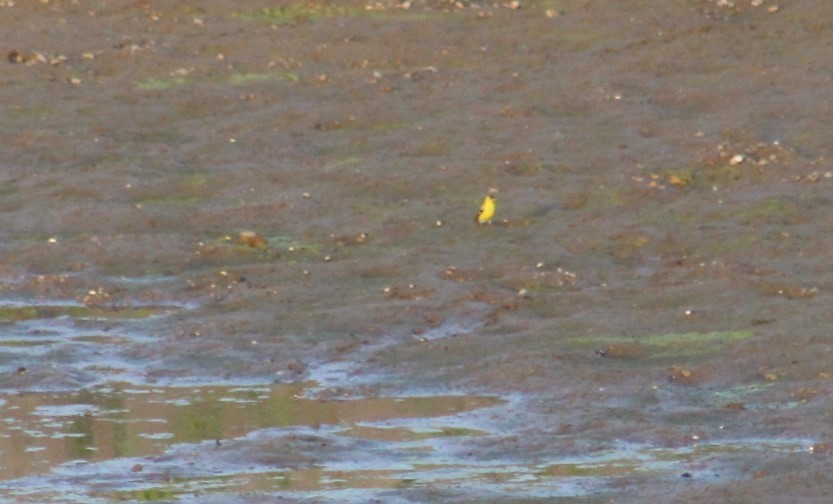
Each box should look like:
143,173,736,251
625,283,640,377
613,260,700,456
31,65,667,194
476,194,496,224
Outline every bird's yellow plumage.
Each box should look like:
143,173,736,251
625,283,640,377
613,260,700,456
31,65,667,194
476,194,496,224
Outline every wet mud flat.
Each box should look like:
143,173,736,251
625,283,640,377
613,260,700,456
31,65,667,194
3,0,833,502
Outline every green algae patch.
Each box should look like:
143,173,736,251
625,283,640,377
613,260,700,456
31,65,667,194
229,71,300,85
0,304,179,322
536,461,642,478
266,235,320,254
569,330,753,362
137,76,189,91
118,488,178,502
238,3,443,24
239,4,361,24
128,173,215,207
736,196,806,226
322,156,362,171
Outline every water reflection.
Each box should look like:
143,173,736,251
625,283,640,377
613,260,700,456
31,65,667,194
0,382,502,481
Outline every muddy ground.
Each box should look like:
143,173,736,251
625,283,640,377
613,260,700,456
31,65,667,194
3,0,833,502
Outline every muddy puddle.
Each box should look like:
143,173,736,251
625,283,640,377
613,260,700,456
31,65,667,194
0,293,189,390
0,377,816,503
0,293,821,502
0,381,501,480
0,294,510,501
0,375,815,503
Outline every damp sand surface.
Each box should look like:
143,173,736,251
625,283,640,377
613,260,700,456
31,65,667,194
3,1,833,502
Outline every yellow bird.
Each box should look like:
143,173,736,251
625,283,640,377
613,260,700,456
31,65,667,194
476,194,496,224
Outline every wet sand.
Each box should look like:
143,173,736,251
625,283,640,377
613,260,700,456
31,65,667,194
3,0,833,501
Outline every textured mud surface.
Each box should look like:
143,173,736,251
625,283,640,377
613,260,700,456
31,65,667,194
3,0,833,502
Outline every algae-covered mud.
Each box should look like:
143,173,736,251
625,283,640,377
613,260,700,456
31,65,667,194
3,0,833,502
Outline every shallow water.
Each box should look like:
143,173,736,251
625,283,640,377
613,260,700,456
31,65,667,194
0,292,821,502
0,380,502,481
